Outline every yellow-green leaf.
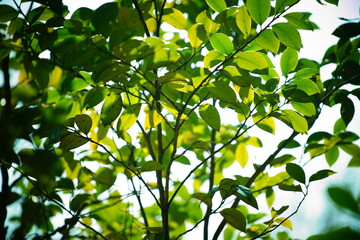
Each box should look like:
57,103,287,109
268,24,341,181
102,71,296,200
204,50,225,69
273,23,302,50
275,0,298,14
140,161,164,172
252,113,276,134
280,48,298,77
291,101,316,117
191,193,212,207
162,8,187,30
206,0,227,13
144,110,163,130
188,23,208,48
291,79,320,95
281,109,308,133
236,6,251,38
235,143,248,168
199,103,221,131
210,33,234,55
220,208,247,231
234,52,268,71
117,104,141,132
255,29,280,54
246,0,270,25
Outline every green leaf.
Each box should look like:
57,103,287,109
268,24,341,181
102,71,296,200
91,2,118,35
286,163,306,184
291,79,320,96
278,139,301,149
191,193,212,207
341,97,355,126
101,94,122,126
328,187,360,214
273,23,302,50
163,8,188,30
220,208,247,232
70,194,91,212
188,23,208,48
325,0,339,6
117,104,142,132
281,109,308,133
279,183,302,192
246,0,270,25
141,161,164,172
275,0,299,14
255,29,280,54
210,33,234,55
284,12,314,30
199,104,221,131
204,50,225,69
222,66,251,87
60,133,89,151
206,0,227,13
271,154,296,167
235,143,248,168
291,101,316,117
281,48,298,77
82,87,107,109
293,68,319,79
144,110,163,130
309,169,336,182
207,81,237,103
325,146,339,166
252,113,276,134
0,5,18,22
236,6,252,38
75,114,92,134
234,52,268,71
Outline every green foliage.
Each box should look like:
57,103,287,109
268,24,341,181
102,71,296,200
0,0,359,240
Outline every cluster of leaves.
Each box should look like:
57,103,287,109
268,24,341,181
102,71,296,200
0,0,359,239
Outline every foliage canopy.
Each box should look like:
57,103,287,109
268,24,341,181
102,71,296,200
0,0,359,239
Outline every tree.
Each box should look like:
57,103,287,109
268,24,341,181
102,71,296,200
0,0,359,239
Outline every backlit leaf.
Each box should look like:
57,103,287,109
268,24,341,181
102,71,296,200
275,0,298,14
204,50,225,69
210,33,234,55
275,218,293,230
188,23,208,48
163,8,187,30
252,113,276,134
235,143,248,168
291,101,316,117
281,109,308,133
273,23,302,50
101,94,122,126
220,208,247,231
144,110,163,130
325,146,339,166
82,87,107,109
199,104,221,131
234,52,268,71
206,0,227,13
140,161,164,172
293,68,319,79
281,48,298,77
291,79,320,95
255,29,280,54
286,163,306,184
284,12,314,30
236,6,252,38
118,104,142,132
207,81,237,103
246,0,270,25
